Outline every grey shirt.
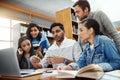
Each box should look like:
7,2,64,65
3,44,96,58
81,10,120,53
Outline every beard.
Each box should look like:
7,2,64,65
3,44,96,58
54,36,64,43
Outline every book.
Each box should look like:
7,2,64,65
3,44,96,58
105,70,120,78
56,64,104,79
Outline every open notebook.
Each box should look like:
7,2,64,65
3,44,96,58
0,48,46,77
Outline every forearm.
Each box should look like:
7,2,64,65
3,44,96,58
64,58,74,65
68,62,80,70
97,63,113,72
17,53,22,62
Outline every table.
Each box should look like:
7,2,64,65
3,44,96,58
0,70,119,80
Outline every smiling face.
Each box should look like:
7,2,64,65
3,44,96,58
51,26,64,42
30,27,40,38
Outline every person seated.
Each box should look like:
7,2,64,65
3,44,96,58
30,22,82,69
57,19,120,72
17,36,37,69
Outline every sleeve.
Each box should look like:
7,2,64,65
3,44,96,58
17,52,22,63
72,42,82,61
98,11,120,52
69,49,87,70
98,11,117,35
97,39,120,71
40,33,50,50
40,50,50,68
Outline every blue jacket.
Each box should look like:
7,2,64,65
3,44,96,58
32,33,50,50
69,35,120,71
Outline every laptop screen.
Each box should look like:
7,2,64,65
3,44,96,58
0,48,46,77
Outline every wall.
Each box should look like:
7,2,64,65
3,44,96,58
0,6,54,28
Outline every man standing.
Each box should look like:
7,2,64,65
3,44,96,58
73,0,120,53
30,22,82,69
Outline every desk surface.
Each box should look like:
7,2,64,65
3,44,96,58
0,70,120,80
0,74,91,80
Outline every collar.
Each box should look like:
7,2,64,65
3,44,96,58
85,35,100,50
87,12,94,19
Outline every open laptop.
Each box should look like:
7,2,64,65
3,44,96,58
0,48,46,77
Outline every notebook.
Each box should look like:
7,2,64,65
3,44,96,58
0,48,46,77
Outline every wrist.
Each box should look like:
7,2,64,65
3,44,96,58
63,58,67,65
69,65,74,70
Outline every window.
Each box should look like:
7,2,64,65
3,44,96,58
0,17,26,49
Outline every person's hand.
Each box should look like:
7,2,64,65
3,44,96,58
17,48,23,55
57,65,73,70
30,55,41,69
46,55,65,64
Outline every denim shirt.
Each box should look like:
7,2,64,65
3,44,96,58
69,35,120,71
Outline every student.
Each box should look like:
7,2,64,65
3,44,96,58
26,23,50,57
73,0,120,53
17,36,37,69
30,22,82,69
58,19,120,71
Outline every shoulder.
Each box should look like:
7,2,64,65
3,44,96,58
65,38,76,43
97,35,112,44
94,10,105,15
64,38,77,46
40,32,48,39
93,10,107,17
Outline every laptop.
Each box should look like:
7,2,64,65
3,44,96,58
0,48,46,77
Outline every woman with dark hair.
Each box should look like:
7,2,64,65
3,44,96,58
17,36,36,69
58,19,120,72
26,23,50,57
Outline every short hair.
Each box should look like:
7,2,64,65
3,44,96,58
80,18,100,35
50,22,64,32
73,0,90,12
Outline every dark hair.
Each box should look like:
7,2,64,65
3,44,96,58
73,0,90,12
17,36,35,56
80,19,101,35
17,36,35,69
50,22,64,32
26,23,42,41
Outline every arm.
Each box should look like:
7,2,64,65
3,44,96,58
97,11,117,36
72,42,82,62
40,33,50,50
97,11,120,52
17,48,23,62
68,49,87,70
30,55,42,69
97,39,120,71
40,50,51,68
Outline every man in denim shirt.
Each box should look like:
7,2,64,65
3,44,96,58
58,19,120,72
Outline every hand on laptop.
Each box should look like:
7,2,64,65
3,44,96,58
30,55,42,69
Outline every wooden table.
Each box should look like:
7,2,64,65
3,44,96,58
0,73,94,80
1,70,119,80
0,75,94,80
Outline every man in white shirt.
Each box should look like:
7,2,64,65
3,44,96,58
30,22,82,69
